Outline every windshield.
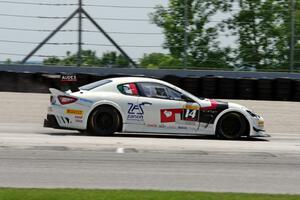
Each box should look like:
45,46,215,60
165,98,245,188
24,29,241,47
79,79,112,91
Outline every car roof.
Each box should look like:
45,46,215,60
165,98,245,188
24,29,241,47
109,77,168,85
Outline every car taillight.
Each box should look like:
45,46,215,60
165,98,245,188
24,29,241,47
58,95,78,105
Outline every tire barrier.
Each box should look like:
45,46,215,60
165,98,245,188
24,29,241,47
218,78,236,99
182,77,200,96
237,78,257,100
293,79,300,101
0,71,18,92
31,73,51,93
257,78,273,100
162,75,182,87
201,76,219,98
274,78,292,101
1,71,300,101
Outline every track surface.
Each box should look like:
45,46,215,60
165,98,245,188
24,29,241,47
0,92,300,194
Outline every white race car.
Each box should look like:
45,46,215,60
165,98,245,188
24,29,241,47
44,77,266,139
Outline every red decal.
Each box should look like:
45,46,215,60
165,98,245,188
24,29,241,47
129,83,138,95
202,99,218,110
160,109,182,123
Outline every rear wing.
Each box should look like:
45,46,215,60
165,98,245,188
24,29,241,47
49,88,65,96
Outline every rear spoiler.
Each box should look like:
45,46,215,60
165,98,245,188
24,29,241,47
49,88,66,96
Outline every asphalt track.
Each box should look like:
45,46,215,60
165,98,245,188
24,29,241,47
0,92,300,194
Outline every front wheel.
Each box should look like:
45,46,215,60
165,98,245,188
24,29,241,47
216,112,248,140
88,106,121,136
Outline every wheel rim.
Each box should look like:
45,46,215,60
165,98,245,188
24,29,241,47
95,112,113,130
220,114,242,139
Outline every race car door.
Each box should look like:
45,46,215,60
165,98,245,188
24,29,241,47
136,82,200,133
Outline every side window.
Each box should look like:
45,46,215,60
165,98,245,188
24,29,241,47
117,83,139,96
138,82,169,99
167,87,184,101
138,82,187,101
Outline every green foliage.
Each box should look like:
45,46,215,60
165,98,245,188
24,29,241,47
139,53,181,69
4,58,12,65
295,0,300,66
43,50,130,67
151,0,299,70
151,0,232,68
224,0,290,69
100,51,130,67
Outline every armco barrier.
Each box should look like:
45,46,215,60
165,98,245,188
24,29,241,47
1,71,300,101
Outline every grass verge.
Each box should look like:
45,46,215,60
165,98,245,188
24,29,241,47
0,188,299,200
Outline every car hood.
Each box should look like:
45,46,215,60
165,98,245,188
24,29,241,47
228,102,247,110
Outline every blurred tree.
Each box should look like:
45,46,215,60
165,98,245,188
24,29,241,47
43,50,129,67
151,0,232,68
100,51,130,67
139,53,181,68
4,58,12,65
295,0,300,68
224,0,290,70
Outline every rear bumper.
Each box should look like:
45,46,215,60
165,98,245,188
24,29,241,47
44,114,61,129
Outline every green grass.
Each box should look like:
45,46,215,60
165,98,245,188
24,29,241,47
0,188,299,200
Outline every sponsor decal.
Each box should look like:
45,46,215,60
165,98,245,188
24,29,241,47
75,115,83,119
202,99,218,110
160,108,183,123
182,109,199,121
61,75,77,83
146,123,157,128
65,109,83,116
75,119,83,123
184,104,200,110
127,103,145,121
79,98,93,104
159,124,166,128
178,126,188,129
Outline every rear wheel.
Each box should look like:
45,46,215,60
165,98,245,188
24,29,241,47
216,112,247,139
88,106,121,136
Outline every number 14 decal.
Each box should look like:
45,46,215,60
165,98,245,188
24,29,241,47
182,109,199,121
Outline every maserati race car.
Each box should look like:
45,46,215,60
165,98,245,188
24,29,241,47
44,77,265,139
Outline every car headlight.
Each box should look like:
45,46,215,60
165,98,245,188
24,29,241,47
258,120,264,128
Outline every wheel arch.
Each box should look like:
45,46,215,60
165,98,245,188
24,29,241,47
84,101,124,132
213,108,252,137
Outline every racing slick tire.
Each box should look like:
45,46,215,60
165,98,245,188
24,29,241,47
216,112,248,140
88,106,121,136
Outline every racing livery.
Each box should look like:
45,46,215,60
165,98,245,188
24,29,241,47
44,77,266,139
